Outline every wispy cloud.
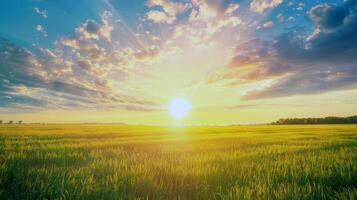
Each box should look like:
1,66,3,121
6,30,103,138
34,7,47,18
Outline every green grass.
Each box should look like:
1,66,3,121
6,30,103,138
0,125,356,199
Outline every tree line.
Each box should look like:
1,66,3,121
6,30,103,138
272,116,357,124
0,120,22,124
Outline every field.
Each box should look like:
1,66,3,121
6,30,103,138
0,125,356,199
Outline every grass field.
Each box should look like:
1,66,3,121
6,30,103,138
0,125,356,199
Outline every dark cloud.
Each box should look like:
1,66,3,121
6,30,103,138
73,12,113,41
77,59,93,71
309,6,343,28
221,0,357,100
306,0,357,61
85,20,101,34
309,1,352,30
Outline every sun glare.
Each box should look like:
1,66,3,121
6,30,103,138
168,98,190,119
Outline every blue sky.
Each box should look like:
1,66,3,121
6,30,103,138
1,0,357,124
0,0,144,47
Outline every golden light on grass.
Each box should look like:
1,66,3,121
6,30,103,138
168,98,190,119
1,125,356,199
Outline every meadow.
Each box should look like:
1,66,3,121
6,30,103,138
0,125,356,199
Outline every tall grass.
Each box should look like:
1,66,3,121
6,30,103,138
0,125,356,199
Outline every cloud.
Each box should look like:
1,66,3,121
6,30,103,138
34,7,47,18
287,16,295,22
250,0,283,13
134,46,161,60
211,0,357,100
145,0,189,24
75,11,113,41
242,71,357,100
193,0,238,17
146,10,175,24
308,3,348,30
190,0,239,19
164,0,242,47
296,3,305,11
304,0,357,61
35,25,47,37
76,19,111,41
262,21,274,28
145,0,240,28
77,59,94,71
277,13,284,22
119,104,162,112
147,0,189,14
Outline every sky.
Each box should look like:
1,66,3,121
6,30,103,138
1,0,357,125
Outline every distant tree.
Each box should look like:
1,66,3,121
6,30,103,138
272,115,357,125
18,121,22,124
0,120,2,124
347,116,357,123
9,120,13,124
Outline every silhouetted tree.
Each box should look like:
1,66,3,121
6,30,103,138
272,115,357,124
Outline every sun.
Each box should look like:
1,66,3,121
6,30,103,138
168,98,190,119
